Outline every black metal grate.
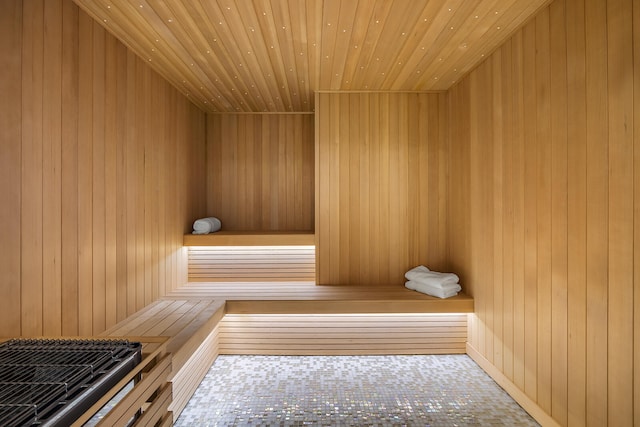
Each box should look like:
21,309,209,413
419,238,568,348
0,339,141,427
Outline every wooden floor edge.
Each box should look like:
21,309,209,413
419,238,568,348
465,344,561,427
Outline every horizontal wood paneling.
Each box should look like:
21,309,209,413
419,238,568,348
187,246,316,282
219,313,468,355
448,0,638,425
315,92,449,286
0,0,206,338
206,113,314,231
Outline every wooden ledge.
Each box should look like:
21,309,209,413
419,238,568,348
183,231,315,246
165,283,474,314
225,293,474,314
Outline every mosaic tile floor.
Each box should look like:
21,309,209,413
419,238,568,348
175,355,538,426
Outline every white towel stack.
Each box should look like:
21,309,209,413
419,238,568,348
404,265,461,299
192,217,222,234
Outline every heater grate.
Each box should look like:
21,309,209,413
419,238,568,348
0,339,141,427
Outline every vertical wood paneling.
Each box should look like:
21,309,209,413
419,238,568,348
0,0,23,338
21,0,44,336
565,0,587,424
606,0,634,425
635,0,640,419
206,113,314,232
584,0,609,423
77,9,93,336
449,0,638,425
42,0,63,336
549,1,569,423
0,0,206,337
316,92,449,286
60,0,79,335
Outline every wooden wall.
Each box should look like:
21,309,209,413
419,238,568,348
448,0,638,425
206,113,314,231
315,92,448,286
0,0,206,338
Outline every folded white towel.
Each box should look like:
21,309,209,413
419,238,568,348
192,217,222,234
405,281,461,299
404,265,459,287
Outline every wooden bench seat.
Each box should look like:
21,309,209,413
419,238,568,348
183,231,315,246
101,299,225,420
166,282,474,314
101,282,473,420
164,282,473,357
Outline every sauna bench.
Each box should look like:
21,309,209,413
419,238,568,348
183,232,317,282
101,299,226,420
101,282,473,419
167,282,474,314
183,231,315,246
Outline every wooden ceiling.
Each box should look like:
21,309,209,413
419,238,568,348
73,0,551,113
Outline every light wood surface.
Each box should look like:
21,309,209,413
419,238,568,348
315,92,449,286
184,231,315,246
448,0,638,425
98,281,472,417
206,113,314,231
165,282,473,314
186,246,316,282
71,0,552,112
184,232,316,282
220,313,467,355
0,0,23,340
163,281,471,356
101,299,225,420
0,0,205,338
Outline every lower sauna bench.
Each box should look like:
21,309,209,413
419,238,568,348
100,298,226,422
99,282,473,421
165,282,474,356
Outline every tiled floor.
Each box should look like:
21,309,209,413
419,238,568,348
175,355,539,426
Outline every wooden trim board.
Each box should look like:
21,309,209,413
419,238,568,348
184,231,315,246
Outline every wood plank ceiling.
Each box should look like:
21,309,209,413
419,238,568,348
73,0,551,113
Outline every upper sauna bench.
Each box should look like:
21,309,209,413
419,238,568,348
183,231,315,246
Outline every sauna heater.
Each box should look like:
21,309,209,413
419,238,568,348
0,338,142,426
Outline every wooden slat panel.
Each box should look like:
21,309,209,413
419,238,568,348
21,0,45,337
0,0,23,338
548,1,568,424
316,92,449,286
606,0,634,425
635,0,640,421
101,298,224,420
2,0,206,338
565,0,587,424
448,0,639,425
219,313,468,355
169,325,220,417
206,113,314,231
61,0,80,336
187,246,316,282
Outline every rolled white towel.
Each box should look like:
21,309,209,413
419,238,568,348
404,265,459,287
192,217,222,234
405,281,461,299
